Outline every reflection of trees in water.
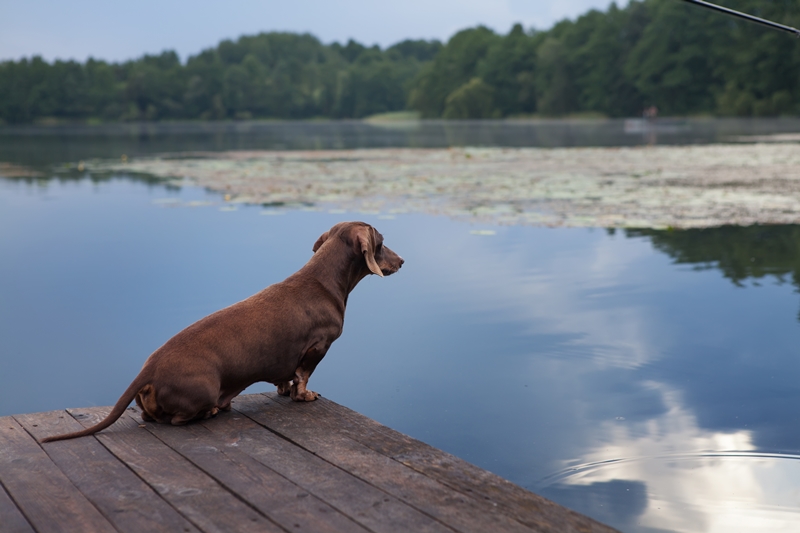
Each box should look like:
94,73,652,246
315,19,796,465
5,118,800,168
3,170,171,187
628,225,800,318
628,226,800,286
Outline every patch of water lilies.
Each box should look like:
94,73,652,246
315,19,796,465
0,162,44,178
87,142,800,229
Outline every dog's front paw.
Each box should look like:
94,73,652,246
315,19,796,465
292,390,320,402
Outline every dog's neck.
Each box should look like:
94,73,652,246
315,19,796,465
298,246,370,308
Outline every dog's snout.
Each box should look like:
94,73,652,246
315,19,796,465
398,257,405,267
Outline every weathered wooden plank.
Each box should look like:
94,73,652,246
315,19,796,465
0,480,35,533
68,407,281,533
135,411,372,533
263,393,616,533
199,403,457,533
231,394,535,533
16,410,201,533
0,416,117,533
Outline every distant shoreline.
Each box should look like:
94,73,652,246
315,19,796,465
5,113,800,130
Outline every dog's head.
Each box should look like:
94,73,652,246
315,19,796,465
313,222,403,277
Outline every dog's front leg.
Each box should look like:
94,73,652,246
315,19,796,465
276,381,292,396
290,346,326,402
290,369,319,402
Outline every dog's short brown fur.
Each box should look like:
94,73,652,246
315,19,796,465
42,221,403,442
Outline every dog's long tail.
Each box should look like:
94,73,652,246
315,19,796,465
40,366,154,443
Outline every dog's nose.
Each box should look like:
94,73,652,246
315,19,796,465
398,257,405,267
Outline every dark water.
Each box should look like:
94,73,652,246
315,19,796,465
3,117,800,168
2,121,800,532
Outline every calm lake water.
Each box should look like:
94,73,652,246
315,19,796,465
2,120,800,533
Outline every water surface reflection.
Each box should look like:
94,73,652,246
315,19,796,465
4,117,800,168
1,177,799,532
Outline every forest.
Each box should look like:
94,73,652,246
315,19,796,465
1,0,799,123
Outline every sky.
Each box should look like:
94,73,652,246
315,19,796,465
0,0,621,63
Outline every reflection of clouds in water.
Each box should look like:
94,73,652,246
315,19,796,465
550,381,800,532
447,228,663,369
405,224,800,531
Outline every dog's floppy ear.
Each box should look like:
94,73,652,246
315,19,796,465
312,231,329,252
355,226,384,277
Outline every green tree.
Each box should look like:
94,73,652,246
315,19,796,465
442,77,496,118
334,50,413,118
122,51,185,120
477,24,540,115
535,37,578,116
408,26,501,117
2,2,800,124
710,0,800,116
562,3,647,116
386,39,442,62
624,0,723,115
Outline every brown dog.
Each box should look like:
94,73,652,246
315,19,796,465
42,221,403,442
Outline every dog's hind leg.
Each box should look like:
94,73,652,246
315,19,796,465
169,402,219,425
136,385,159,422
155,380,219,425
217,386,249,411
135,396,155,422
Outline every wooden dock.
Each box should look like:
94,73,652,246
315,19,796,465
0,392,617,533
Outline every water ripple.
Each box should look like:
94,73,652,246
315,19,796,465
538,450,800,488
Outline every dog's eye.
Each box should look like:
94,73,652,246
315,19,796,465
375,243,383,253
